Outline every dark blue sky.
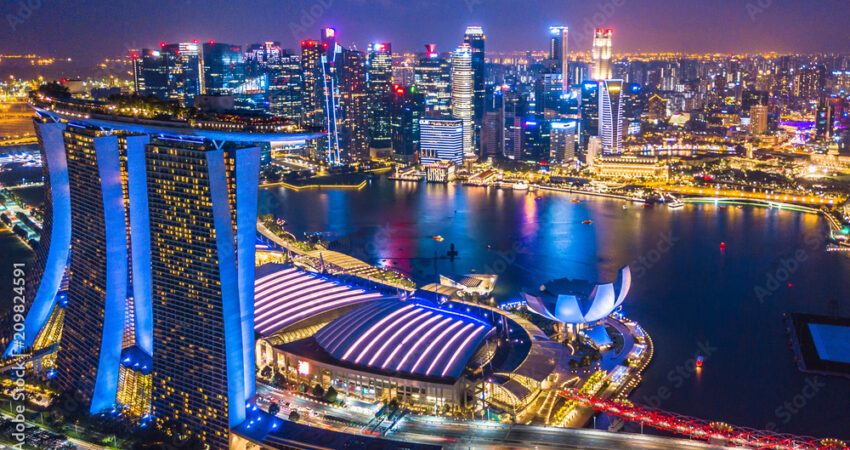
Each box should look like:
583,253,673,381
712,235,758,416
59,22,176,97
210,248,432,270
2,0,849,64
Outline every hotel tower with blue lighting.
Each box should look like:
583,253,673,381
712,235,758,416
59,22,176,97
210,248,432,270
9,97,320,448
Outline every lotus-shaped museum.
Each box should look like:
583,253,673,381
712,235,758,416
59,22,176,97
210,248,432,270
522,266,631,324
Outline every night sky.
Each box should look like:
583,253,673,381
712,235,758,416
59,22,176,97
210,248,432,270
1,0,849,64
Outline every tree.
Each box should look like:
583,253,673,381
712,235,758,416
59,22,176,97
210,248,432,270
260,366,273,379
288,410,300,422
312,384,325,398
323,386,338,404
268,402,280,417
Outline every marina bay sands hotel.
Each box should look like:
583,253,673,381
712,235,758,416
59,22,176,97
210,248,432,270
8,94,321,448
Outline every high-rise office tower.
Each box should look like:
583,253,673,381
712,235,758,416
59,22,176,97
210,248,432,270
340,48,370,162
816,97,838,142
463,27,486,124
319,28,343,165
580,80,600,147
268,53,304,123
549,26,569,92
162,42,205,106
414,44,452,118
550,121,579,163
419,119,465,165
367,42,394,151
390,85,424,162
794,64,826,100
451,44,475,158
591,28,613,81
598,79,624,154
203,42,244,96
749,105,769,135
146,137,259,448
301,40,322,128
244,41,283,75
521,115,551,162
132,48,169,100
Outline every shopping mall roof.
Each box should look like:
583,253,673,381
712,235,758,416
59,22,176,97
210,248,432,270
254,265,384,337
314,299,494,381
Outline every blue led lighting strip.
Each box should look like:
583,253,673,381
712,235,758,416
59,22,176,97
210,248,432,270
5,123,72,356
206,148,247,427
89,135,129,414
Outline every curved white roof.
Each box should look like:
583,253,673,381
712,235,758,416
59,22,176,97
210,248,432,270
523,266,631,324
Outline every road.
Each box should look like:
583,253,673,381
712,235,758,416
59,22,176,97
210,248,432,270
256,385,725,450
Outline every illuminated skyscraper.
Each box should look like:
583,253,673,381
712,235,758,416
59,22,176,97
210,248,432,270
419,119,464,165
319,28,343,165
340,48,370,162
549,26,569,92
11,101,319,447
463,26,486,128
591,28,613,81
451,44,475,158
367,42,394,151
162,42,205,106
414,44,452,117
268,53,304,123
132,48,169,100
301,39,322,128
598,79,624,154
390,84,424,161
146,137,259,448
202,42,244,96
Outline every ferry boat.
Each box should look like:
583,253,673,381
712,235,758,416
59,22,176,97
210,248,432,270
667,199,684,209
512,182,529,191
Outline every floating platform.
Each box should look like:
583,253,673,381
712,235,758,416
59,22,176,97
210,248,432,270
787,313,850,378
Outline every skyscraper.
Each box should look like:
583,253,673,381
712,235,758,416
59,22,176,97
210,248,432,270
549,26,569,92
367,42,394,151
414,44,452,118
319,28,343,165
340,48,370,162
53,126,154,416
202,42,244,96
268,53,304,123
550,121,579,163
390,84,424,162
599,79,624,154
146,137,259,448
300,39,322,128
749,105,769,135
419,119,465,165
463,26,486,127
12,101,320,447
591,28,613,81
451,44,475,158
162,42,205,106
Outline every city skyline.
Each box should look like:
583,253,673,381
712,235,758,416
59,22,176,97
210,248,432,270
2,0,850,65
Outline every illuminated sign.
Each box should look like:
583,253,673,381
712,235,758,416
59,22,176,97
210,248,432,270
297,361,310,376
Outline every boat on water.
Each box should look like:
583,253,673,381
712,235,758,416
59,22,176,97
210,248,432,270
667,199,684,209
512,182,529,191
622,204,629,210
432,235,444,242
571,198,582,203
582,220,593,225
